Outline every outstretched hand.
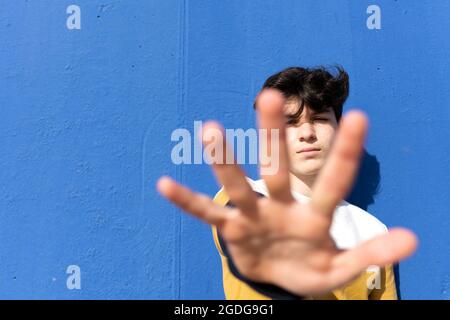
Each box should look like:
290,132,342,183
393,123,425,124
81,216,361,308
157,89,417,296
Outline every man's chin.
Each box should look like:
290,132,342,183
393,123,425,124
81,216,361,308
291,162,323,176
291,168,321,178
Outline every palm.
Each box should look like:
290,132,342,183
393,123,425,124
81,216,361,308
157,89,417,296
220,198,339,295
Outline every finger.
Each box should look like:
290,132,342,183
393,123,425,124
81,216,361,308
256,89,294,203
310,110,368,217
326,228,418,289
156,176,233,226
201,121,258,215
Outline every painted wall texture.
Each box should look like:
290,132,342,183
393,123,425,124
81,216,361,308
0,0,449,299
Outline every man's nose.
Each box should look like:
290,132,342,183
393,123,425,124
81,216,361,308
298,122,316,141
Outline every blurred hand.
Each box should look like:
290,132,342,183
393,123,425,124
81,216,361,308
157,89,417,296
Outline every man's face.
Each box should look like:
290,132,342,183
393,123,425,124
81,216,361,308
284,99,339,178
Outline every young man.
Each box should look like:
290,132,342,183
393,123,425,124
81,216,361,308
157,66,417,300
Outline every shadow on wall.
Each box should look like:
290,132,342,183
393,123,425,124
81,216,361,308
345,149,402,299
346,149,381,211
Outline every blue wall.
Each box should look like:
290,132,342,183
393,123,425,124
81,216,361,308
0,0,449,299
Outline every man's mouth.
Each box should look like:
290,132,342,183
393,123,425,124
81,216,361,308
297,147,321,153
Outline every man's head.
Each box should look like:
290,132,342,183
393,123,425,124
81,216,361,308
256,66,349,178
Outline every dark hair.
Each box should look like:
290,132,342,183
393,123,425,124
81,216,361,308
255,66,349,123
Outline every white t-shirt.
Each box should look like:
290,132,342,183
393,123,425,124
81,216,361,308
245,177,389,251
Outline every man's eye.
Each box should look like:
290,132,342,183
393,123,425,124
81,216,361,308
313,118,328,122
285,118,296,125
